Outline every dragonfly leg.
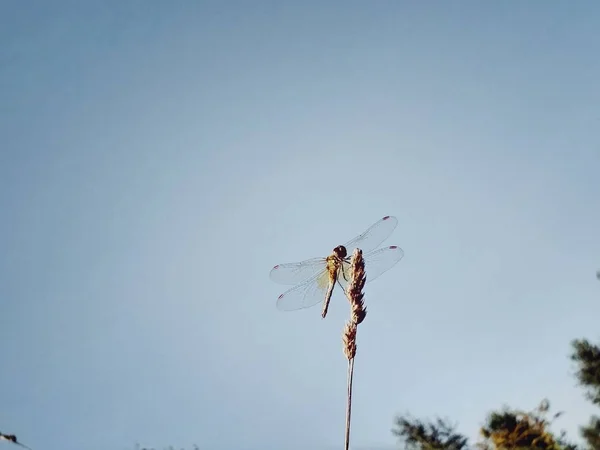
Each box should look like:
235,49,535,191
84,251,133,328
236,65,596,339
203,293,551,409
337,279,349,295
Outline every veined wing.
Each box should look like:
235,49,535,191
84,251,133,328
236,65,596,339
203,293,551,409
276,268,331,311
343,216,398,255
337,245,404,292
271,216,397,285
363,245,404,282
270,257,327,285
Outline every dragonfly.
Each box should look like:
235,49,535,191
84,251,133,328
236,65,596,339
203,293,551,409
270,216,404,318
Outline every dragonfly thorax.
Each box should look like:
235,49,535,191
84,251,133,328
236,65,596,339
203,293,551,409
326,246,347,275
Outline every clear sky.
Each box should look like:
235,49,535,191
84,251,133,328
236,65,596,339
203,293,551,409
1,2,599,450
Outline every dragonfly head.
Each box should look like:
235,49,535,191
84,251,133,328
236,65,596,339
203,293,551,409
333,245,347,259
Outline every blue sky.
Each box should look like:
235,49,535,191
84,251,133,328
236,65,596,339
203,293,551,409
1,2,600,450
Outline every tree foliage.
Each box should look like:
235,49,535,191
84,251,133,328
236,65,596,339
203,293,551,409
580,417,600,450
393,401,574,450
478,400,573,450
571,340,600,407
393,416,469,450
571,339,600,450
393,337,600,450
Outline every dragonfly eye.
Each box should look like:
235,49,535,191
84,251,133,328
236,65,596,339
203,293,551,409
333,245,347,258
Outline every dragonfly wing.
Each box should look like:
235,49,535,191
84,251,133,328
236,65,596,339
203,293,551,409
270,257,327,285
276,269,331,311
343,216,398,255
363,245,404,283
337,246,403,294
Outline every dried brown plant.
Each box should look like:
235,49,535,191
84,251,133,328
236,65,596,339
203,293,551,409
343,248,367,450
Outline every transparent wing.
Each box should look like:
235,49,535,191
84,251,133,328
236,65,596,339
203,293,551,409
363,245,404,282
269,257,327,285
343,216,398,255
275,269,332,311
337,246,404,292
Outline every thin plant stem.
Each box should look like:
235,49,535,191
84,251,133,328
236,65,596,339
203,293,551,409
345,356,355,450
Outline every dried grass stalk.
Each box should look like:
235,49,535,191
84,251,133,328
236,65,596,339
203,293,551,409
343,248,367,450
342,322,357,360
